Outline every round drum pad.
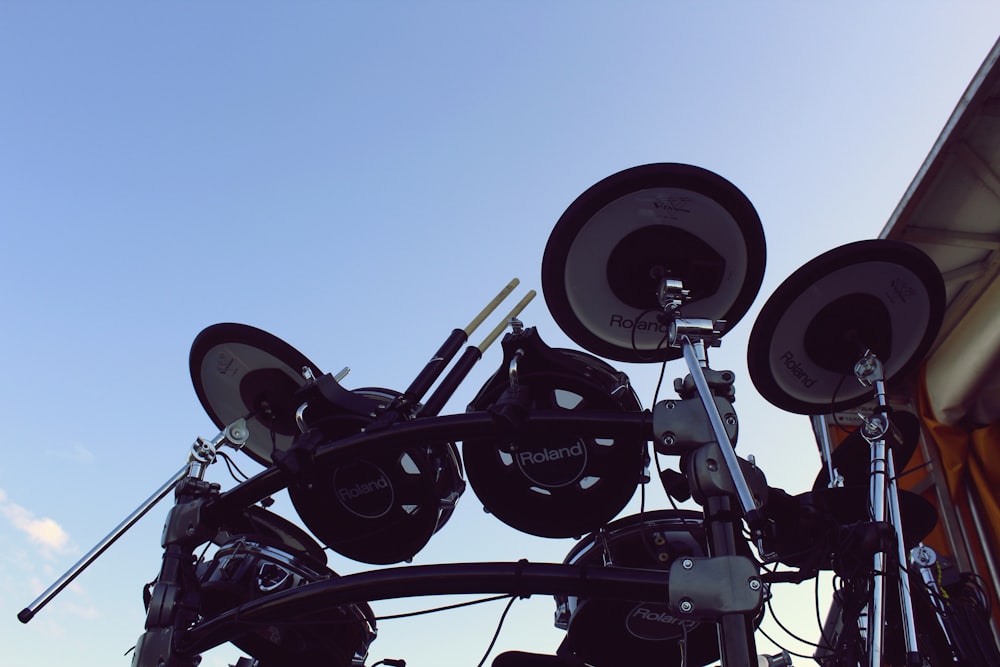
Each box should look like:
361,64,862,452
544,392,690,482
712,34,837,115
555,511,746,667
542,163,766,363
465,330,645,538
288,389,465,565
747,240,944,414
190,323,320,465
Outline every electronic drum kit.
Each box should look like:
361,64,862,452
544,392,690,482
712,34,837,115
22,162,978,667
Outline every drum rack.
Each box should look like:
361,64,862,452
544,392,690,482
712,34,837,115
21,162,988,667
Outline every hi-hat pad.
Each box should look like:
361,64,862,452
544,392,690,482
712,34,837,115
747,240,944,414
190,323,320,465
541,163,766,363
464,328,645,538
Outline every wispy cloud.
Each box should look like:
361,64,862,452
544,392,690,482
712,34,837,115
61,601,102,620
0,488,72,558
44,443,95,464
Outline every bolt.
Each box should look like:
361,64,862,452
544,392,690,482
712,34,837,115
749,578,761,591
681,558,694,570
679,599,693,613
707,458,719,472
662,433,676,447
912,545,936,567
725,414,737,426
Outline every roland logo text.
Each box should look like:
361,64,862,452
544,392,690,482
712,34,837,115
518,443,584,466
337,476,390,502
779,351,817,388
609,314,669,333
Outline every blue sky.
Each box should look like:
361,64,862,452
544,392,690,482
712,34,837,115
3,4,999,666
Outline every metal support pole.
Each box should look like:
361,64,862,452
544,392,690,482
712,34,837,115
867,432,889,667
886,452,920,663
680,336,761,527
18,464,189,623
704,496,758,666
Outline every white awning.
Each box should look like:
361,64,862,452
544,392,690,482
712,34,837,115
881,37,1000,428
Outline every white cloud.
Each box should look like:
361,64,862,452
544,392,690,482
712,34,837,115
62,601,102,620
0,487,72,557
44,443,95,464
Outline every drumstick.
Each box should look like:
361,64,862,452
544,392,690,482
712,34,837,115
399,278,520,409
476,290,536,353
418,290,536,417
464,278,520,336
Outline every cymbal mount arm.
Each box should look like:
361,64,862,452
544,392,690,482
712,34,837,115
17,419,248,628
674,334,763,530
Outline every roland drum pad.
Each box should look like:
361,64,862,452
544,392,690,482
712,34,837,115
748,240,944,414
542,163,765,363
554,511,739,667
288,387,466,565
464,327,645,538
190,323,320,465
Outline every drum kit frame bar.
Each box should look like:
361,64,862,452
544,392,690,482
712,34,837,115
19,409,765,667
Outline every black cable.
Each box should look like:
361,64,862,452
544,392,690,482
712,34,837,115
475,595,517,667
218,451,250,482
756,625,816,661
267,415,278,458
651,353,669,407
765,596,821,648
893,459,934,481
652,449,689,521
815,574,841,655
629,308,673,363
374,594,512,622
195,539,213,565
679,619,688,667
828,372,853,434
640,466,646,513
